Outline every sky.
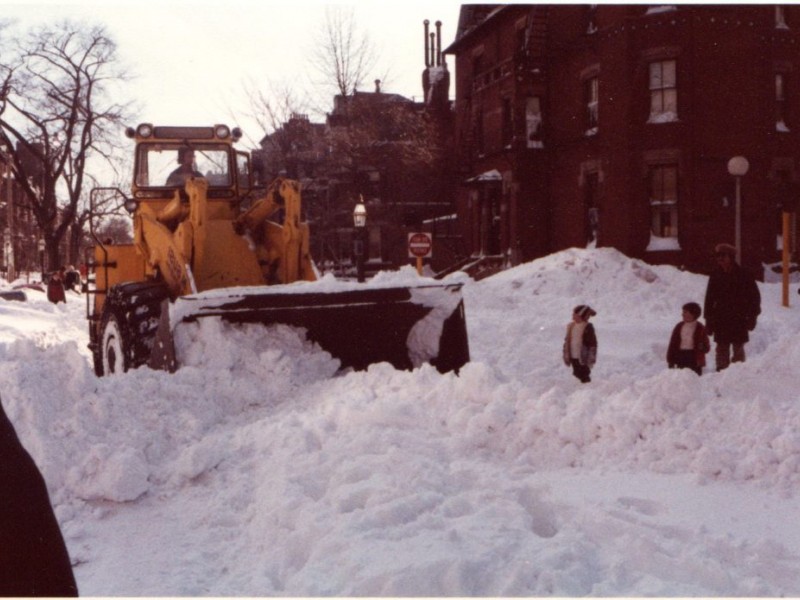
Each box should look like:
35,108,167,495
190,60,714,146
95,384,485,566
4,247,800,594
0,0,463,148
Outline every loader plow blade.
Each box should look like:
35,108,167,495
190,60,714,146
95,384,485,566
149,282,469,373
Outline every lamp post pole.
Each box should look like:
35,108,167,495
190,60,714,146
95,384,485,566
37,238,45,280
353,199,367,283
727,156,749,266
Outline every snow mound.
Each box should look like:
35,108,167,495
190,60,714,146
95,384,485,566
4,247,800,595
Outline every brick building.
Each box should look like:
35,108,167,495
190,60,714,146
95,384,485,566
1,153,39,279
256,19,457,275
445,5,800,276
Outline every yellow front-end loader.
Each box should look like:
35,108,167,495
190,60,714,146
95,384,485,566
87,124,469,376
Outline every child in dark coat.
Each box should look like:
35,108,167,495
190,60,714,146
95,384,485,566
563,305,598,383
666,302,710,375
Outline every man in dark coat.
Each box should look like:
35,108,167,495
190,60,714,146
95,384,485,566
0,394,78,597
703,243,761,371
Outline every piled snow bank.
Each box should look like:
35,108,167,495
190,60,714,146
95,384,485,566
4,247,800,595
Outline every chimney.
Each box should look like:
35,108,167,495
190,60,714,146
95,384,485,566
424,19,430,68
375,79,381,93
435,20,442,66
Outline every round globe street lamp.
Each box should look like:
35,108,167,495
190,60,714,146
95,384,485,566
353,199,367,283
727,156,749,265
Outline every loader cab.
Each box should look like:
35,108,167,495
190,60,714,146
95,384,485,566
126,123,251,201
136,144,231,189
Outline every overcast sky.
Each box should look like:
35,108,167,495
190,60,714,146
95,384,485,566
1,0,463,148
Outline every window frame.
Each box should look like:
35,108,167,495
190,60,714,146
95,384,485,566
776,72,790,131
585,76,599,133
648,59,678,123
648,164,679,241
776,5,789,29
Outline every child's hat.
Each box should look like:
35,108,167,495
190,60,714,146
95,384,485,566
573,305,597,319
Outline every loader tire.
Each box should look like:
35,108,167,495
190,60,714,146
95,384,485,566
95,281,170,376
99,309,129,375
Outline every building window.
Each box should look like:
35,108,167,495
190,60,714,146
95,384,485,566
585,76,599,134
516,21,527,52
584,171,600,245
645,5,676,15
526,96,543,148
648,60,678,123
586,5,598,34
648,165,679,245
776,6,789,29
776,73,790,131
501,97,513,147
473,106,485,156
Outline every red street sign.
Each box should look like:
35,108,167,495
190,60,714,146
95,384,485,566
408,232,433,258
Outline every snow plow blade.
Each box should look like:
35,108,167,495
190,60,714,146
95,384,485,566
148,282,469,374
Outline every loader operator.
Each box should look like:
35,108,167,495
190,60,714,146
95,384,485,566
166,147,203,186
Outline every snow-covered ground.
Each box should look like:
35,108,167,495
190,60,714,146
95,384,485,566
3,247,800,596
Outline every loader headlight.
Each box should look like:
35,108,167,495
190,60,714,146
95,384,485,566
214,124,230,139
136,123,154,138
123,197,139,213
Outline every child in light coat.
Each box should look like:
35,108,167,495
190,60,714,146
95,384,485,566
563,305,598,383
666,302,710,375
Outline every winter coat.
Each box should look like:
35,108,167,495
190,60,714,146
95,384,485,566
563,322,598,366
46,277,66,304
0,395,78,596
64,270,80,292
666,320,711,368
703,264,761,344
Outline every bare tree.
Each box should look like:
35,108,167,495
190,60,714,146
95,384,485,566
94,214,132,245
329,97,441,177
0,20,131,271
310,7,382,99
240,79,316,181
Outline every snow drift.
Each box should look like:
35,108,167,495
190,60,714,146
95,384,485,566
2,247,800,595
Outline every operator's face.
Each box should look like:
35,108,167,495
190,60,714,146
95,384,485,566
715,252,733,272
180,149,194,165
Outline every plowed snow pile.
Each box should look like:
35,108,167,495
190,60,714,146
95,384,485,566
3,247,800,596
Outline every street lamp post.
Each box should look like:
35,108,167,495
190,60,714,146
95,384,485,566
727,156,749,265
353,199,367,283
37,238,45,280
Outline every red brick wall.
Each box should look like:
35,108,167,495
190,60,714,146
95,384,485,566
448,5,800,276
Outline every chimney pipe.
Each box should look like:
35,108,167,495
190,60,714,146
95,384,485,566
424,19,430,67
435,20,442,67
375,79,381,93
429,33,436,68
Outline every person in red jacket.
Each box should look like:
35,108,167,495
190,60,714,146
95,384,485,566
46,267,66,304
667,302,710,375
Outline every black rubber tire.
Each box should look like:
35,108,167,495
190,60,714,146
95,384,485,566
99,308,129,375
94,281,170,376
